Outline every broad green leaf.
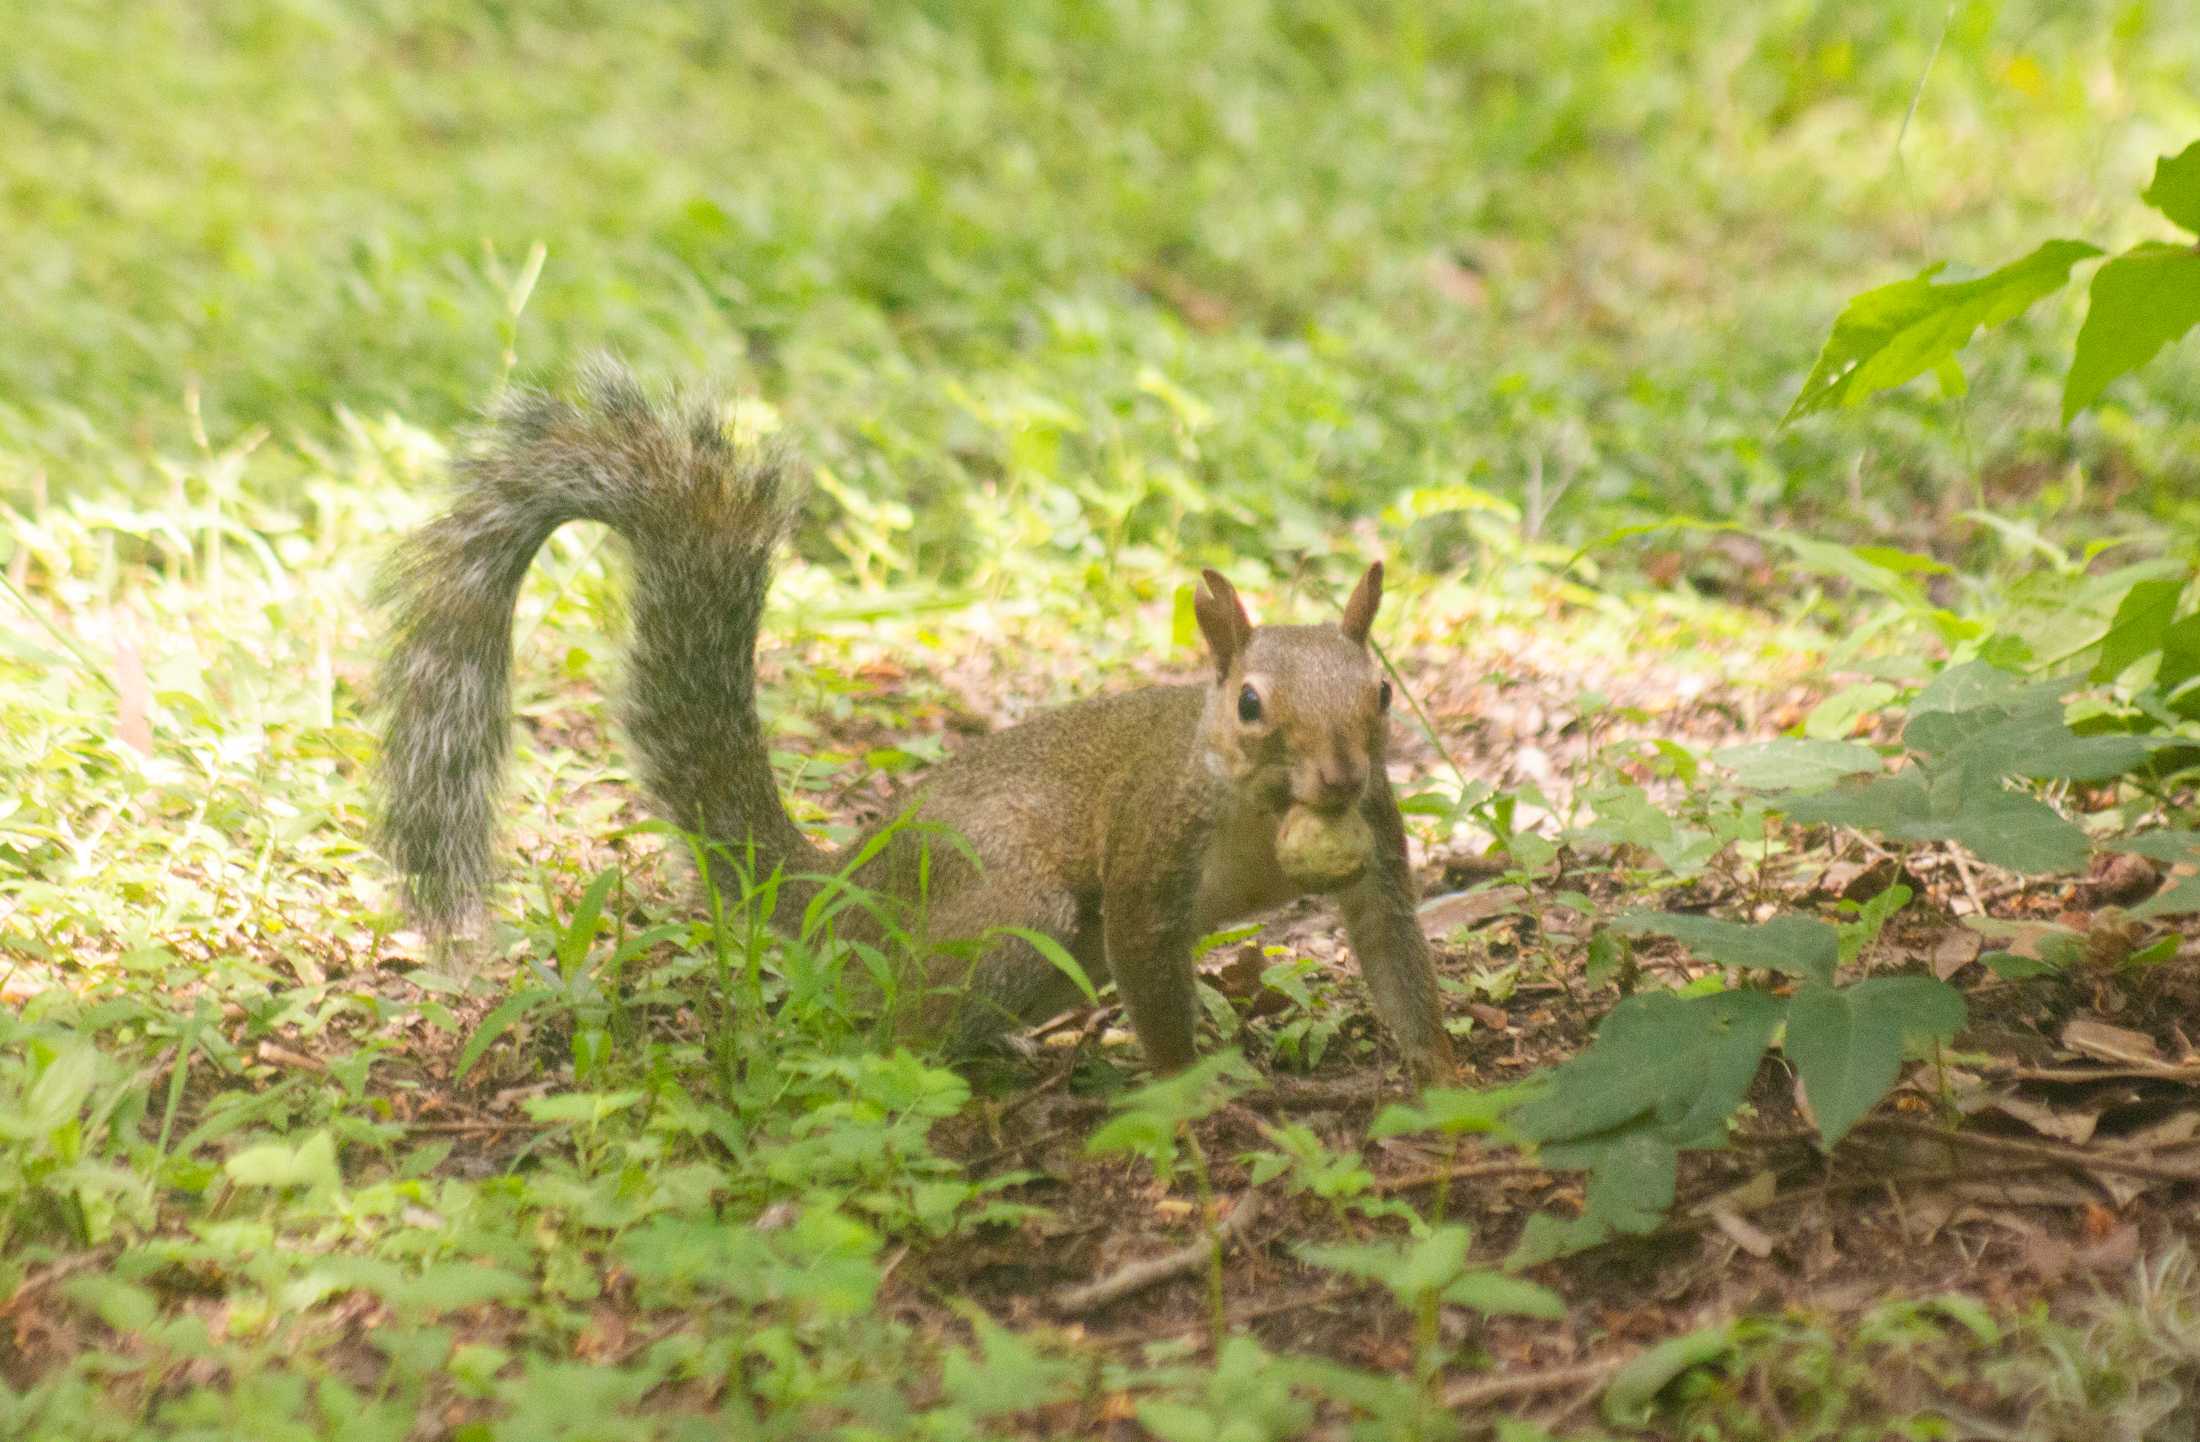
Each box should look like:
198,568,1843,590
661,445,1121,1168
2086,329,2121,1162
2133,873,2200,919
398,1264,535,1315
24,1045,98,1135
1910,661,2032,716
225,1130,341,1191
2140,139,2200,235
1982,951,2062,980
2063,242,2200,423
1509,988,1785,1144
1785,240,2100,421
1785,770,2091,875
1936,785,2093,874
1713,739,1883,792
1848,545,1952,576
523,1090,644,1124
61,1277,160,1334
1786,978,1965,1146
1298,1225,1471,1303
2160,614,2200,703
1805,682,1899,741
1368,1082,1540,1139
1765,534,1932,607
940,1318,1082,1419
1905,700,2158,784
2090,578,2184,682
1609,913,1838,988
1442,1270,1567,1320
1603,1325,1737,1426
1507,1125,1677,1267
2107,830,2200,864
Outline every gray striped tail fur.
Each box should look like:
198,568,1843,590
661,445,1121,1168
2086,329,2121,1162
375,359,819,934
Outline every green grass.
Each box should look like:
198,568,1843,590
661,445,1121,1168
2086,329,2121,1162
7,0,2200,561
7,2,2200,1438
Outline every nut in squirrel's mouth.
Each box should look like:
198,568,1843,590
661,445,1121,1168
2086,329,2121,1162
1275,803,1375,892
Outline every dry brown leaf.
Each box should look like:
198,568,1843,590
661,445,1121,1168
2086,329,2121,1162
2061,1018,2164,1067
1930,930,1983,981
1416,887,1531,935
1705,1204,1776,1258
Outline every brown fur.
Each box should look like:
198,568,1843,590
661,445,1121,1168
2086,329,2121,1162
377,362,1454,1080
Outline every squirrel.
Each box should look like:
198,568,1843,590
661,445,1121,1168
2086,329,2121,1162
377,360,1456,1081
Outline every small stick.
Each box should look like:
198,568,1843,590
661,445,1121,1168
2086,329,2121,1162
1440,1354,1634,1411
1373,1158,1551,1194
1052,1189,1269,1316
1857,1117,2200,1182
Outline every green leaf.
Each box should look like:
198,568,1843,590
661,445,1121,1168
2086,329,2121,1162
1603,1325,1737,1426
991,925,1097,1002
523,1090,644,1125
1713,739,1883,792
2091,578,2185,683
555,866,621,972
2140,140,2200,235
1786,978,1965,1147
2133,873,2200,919
1298,1225,1472,1304
1785,770,2091,875
225,1130,341,1191
455,988,555,1081
1368,1082,1540,1139
1170,582,1198,650
1506,1125,1677,1267
1509,988,1785,1145
1442,1270,1567,1320
2063,241,2200,424
940,1317,1082,1419
1981,951,2062,980
24,1045,98,1135
1785,240,2101,421
1609,913,1838,987
1905,699,2159,784
2108,830,2200,864
1910,660,2032,716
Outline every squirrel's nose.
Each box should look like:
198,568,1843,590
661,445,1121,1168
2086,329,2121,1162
1299,758,1368,813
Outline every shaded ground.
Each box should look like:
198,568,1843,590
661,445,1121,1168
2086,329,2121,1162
9,578,2193,1437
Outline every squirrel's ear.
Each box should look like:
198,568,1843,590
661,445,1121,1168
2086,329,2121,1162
1340,561,1383,645
1194,568,1254,677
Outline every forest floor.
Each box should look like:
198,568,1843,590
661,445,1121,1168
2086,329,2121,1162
6,533,2197,1439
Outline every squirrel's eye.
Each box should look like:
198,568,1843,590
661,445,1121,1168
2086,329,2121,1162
1378,679,1393,711
1237,684,1263,724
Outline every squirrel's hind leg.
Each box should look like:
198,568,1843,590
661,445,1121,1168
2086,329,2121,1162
914,883,1106,1062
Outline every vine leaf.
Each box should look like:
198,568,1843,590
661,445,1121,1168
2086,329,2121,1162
1714,738,1884,792
1786,977,1966,1147
1609,912,1838,988
1784,239,2100,421
2062,241,2200,424
1507,988,1787,1145
2139,138,2200,236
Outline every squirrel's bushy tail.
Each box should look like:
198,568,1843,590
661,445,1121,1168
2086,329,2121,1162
376,359,820,934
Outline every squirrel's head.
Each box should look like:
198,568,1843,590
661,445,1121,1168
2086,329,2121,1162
1194,563,1393,815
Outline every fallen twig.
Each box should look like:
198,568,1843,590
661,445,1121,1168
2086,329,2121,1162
1052,1189,1269,1315
1374,1158,1551,1194
1441,1354,1635,1411
1858,1117,2200,1183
